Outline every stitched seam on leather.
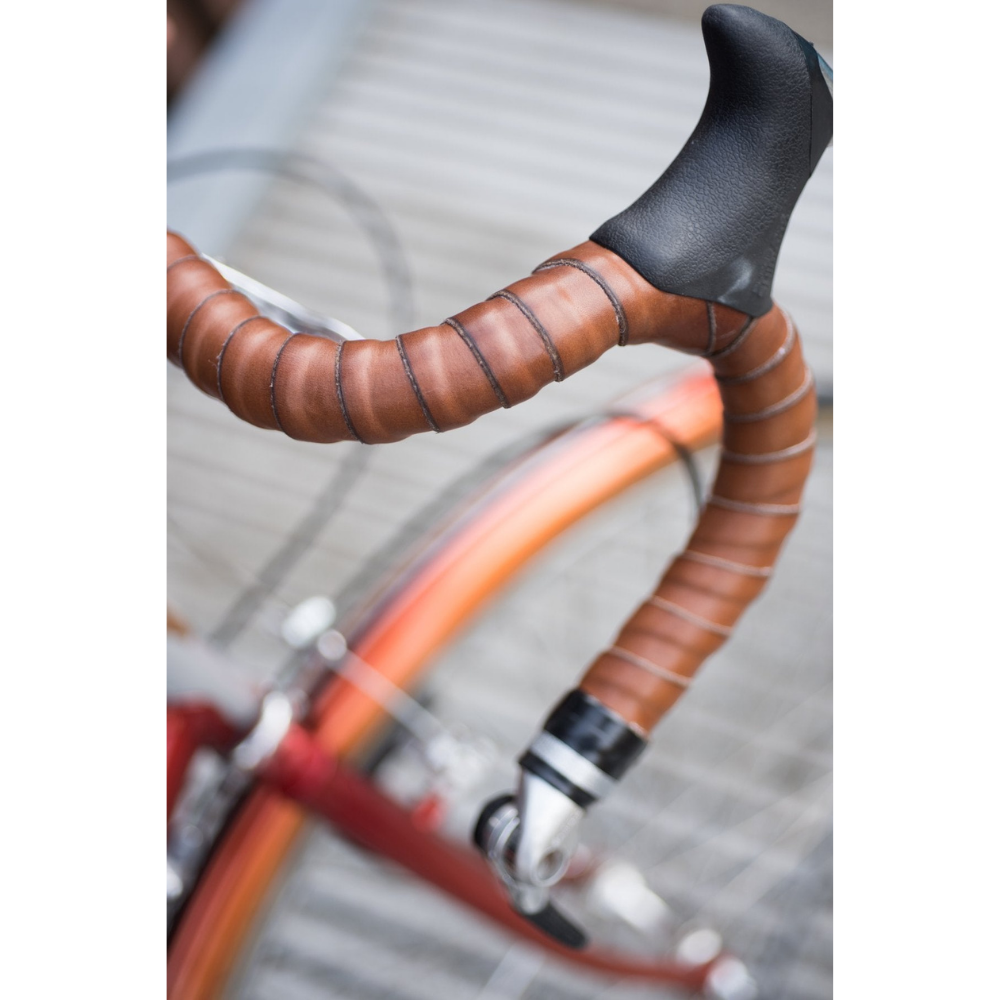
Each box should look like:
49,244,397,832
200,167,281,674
679,549,773,578
715,313,796,385
335,342,363,443
488,289,565,382
167,254,204,273
704,302,717,355
178,289,241,367
721,429,817,465
708,316,757,360
395,337,440,433
216,315,266,405
269,332,300,435
607,646,691,689
646,596,733,637
443,318,510,408
533,258,629,346
803,42,816,175
708,495,802,516
724,368,814,423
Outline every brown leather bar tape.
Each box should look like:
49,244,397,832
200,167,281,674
578,305,816,731
166,229,815,734
166,230,734,442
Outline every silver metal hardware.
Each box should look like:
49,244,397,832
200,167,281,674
167,755,251,927
318,640,444,746
677,927,724,966
280,595,338,650
477,796,548,915
526,731,616,801
477,771,584,916
704,956,758,1000
205,256,365,342
230,691,295,773
167,860,184,902
587,860,673,933
316,627,348,663
512,771,583,889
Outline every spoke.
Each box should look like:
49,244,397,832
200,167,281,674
650,772,832,878
335,647,450,747
688,780,832,926
210,443,372,648
474,944,546,1000
168,513,293,612
603,683,831,862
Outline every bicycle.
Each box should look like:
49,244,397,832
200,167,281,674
167,5,832,998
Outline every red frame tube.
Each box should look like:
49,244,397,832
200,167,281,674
259,722,714,991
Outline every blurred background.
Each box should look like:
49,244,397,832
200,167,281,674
168,1,831,997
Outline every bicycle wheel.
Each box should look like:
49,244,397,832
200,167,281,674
168,371,831,999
